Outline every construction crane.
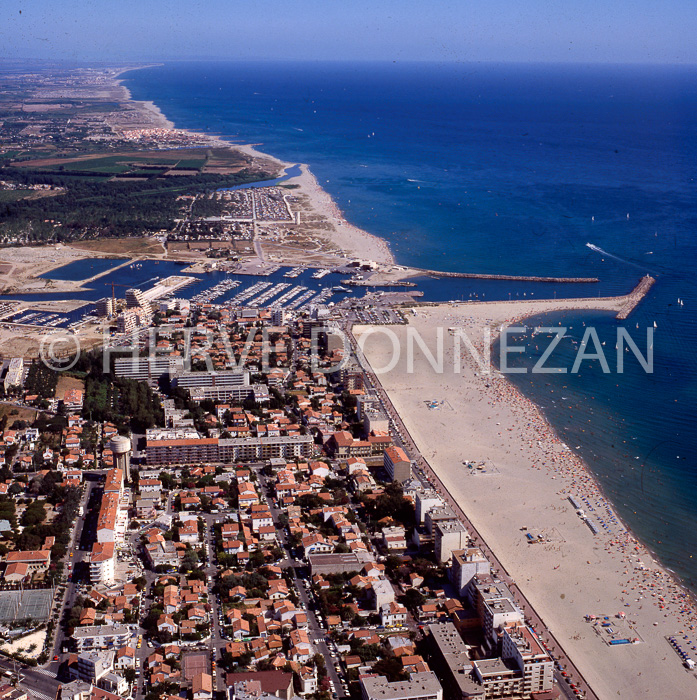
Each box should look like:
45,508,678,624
110,281,130,316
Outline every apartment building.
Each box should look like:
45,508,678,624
469,578,525,650
435,521,469,563
76,650,114,683
146,434,313,465
384,446,411,483
88,542,115,586
189,384,268,404
426,623,483,700
3,358,24,391
172,369,250,389
96,492,120,544
500,625,554,697
73,625,131,651
114,356,184,384
451,549,491,595
360,672,443,700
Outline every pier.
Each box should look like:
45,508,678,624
343,279,417,287
138,275,196,303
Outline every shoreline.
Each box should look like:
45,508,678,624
97,65,694,693
489,301,697,607
112,65,613,284
356,298,697,698
114,67,395,266
484,298,697,614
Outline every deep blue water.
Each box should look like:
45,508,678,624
116,61,697,590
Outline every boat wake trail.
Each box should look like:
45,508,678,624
585,243,652,272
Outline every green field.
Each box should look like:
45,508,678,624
36,152,209,176
0,189,55,202
0,189,31,202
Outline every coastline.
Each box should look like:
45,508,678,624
109,65,695,695
356,298,697,699
115,67,394,266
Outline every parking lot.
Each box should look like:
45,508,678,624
352,307,405,325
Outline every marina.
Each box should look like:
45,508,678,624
1,311,72,329
247,282,291,307
272,285,309,308
191,277,241,304
228,281,272,306
0,259,657,338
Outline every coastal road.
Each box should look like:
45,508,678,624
346,324,596,700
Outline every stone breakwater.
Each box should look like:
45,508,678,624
615,275,656,319
410,275,655,320
420,269,600,283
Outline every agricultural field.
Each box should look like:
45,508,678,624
0,189,57,202
13,148,213,176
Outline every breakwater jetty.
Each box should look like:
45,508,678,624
616,274,656,319
415,268,599,283
344,279,417,287
406,275,655,320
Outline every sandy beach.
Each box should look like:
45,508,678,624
113,68,394,267
184,144,395,265
282,164,394,265
355,298,697,699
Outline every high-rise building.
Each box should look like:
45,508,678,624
450,548,491,594
125,288,152,316
3,358,24,392
96,297,115,318
270,308,286,326
384,445,412,483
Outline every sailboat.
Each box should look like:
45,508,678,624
653,321,658,328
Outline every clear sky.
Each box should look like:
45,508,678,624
1,0,696,64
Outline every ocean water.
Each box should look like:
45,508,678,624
123,62,697,590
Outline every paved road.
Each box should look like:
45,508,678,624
0,656,60,700
52,479,95,658
289,567,346,698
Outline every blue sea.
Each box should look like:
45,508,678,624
122,61,697,590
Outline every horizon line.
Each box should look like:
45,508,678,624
1,56,696,68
